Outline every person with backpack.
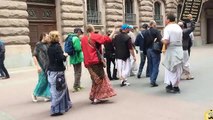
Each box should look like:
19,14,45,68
0,40,9,79
65,28,84,92
135,23,150,79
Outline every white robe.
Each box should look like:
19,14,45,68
162,23,184,86
116,58,131,80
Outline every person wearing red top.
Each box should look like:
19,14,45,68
81,24,117,104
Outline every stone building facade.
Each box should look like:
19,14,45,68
0,0,212,68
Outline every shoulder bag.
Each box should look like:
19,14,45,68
88,34,106,68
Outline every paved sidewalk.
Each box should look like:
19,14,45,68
0,46,213,120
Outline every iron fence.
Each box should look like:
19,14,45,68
125,13,136,25
87,11,101,25
154,15,163,26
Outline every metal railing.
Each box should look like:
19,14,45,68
154,15,163,26
125,13,136,25
87,11,101,25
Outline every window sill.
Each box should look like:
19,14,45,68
87,24,104,27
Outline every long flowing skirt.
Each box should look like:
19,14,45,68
33,71,50,98
182,50,191,74
87,63,116,101
164,64,182,86
116,58,131,80
47,71,72,115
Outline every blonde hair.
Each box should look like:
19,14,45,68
49,31,60,43
86,24,95,33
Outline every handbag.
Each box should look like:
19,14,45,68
148,30,162,53
56,72,66,91
88,34,106,68
153,38,163,53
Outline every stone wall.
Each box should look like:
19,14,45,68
139,0,153,24
0,0,33,68
165,0,177,14
0,0,29,44
105,0,124,31
60,0,84,39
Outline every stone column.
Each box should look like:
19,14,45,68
138,0,153,25
165,0,177,14
105,0,124,31
0,0,33,68
60,0,84,39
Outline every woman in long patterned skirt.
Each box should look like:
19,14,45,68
47,31,71,116
81,24,116,104
32,33,51,102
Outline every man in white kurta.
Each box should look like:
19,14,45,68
128,25,138,76
162,13,184,93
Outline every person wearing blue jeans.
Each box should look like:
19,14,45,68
147,48,161,87
138,52,149,78
145,20,162,87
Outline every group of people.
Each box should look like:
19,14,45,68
32,31,71,116
103,13,195,92
31,25,117,116
31,12,195,116
134,13,195,93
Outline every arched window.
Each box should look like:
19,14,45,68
125,0,133,13
154,2,163,26
154,2,161,16
177,4,182,21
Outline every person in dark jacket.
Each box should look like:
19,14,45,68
104,30,119,80
146,20,162,87
135,23,150,78
0,40,9,79
183,14,195,56
47,31,71,116
178,21,195,80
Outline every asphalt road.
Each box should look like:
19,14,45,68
0,45,213,120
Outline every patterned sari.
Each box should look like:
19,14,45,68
48,71,71,115
87,63,116,101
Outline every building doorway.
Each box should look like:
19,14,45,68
27,0,56,50
207,18,213,44
201,0,213,44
